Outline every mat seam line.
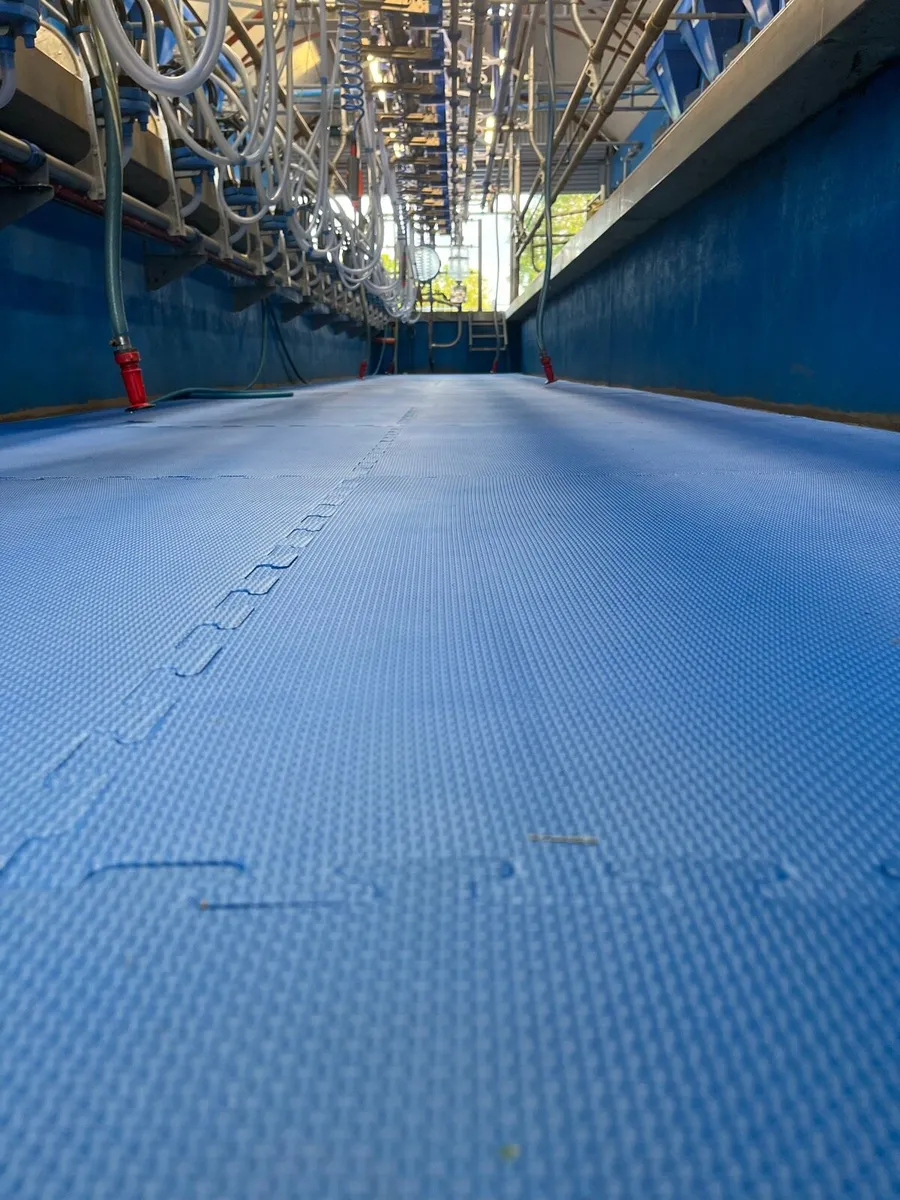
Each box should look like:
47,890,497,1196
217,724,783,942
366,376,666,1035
0,409,416,881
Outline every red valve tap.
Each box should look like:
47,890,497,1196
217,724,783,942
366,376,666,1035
114,345,150,410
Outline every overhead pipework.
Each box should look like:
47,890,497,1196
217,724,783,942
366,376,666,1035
0,0,443,405
455,0,794,280
0,0,802,403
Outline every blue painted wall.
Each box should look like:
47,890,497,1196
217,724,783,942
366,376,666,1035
0,201,365,416
391,318,508,374
517,61,900,414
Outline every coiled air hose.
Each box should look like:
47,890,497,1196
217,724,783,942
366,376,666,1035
338,0,363,113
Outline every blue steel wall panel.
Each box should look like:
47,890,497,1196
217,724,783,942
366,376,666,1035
0,201,365,416
394,319,508,373
518,61,900,414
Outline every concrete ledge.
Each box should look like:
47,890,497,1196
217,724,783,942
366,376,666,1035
507,0,900,321
523,374,900,432
0,377,358,423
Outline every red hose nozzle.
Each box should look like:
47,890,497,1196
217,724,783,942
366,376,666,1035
358,360,367,379
114,346,150,411
539,353,556,384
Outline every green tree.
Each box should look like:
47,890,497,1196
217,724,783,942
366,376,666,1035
518,194,592,291
424,268,483,312
380,252,487,312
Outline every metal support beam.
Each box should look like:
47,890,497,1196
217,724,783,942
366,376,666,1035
517,0,632,230
477,219,483,311
0,181,54,230
338,320,365,337
304,313,334,330
232,280,276,311
0,154,54,232
448,0,461,235
280,299,316,322
463,0,488,217
144,251,207,291
519,0,681,257
481,0,526,203
552,0,682,201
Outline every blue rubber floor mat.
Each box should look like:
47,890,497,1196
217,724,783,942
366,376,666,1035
1,377,899,1198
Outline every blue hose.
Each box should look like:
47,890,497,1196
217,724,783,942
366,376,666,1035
94,33,129,344
154,303,296,403
266,303,309,385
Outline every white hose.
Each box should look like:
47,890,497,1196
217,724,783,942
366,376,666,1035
87,0,419,320
129,0,266,171
179,175,204,218
159,0,280,166
87,0,228,96
216,0,297,223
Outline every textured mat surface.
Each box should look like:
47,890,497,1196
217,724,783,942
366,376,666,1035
1,377,899,1198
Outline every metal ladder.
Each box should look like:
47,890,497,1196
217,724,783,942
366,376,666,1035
468,312,507,354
